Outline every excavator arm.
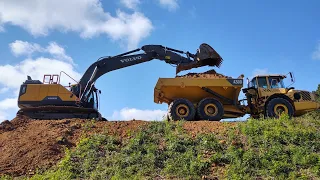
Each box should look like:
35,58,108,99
71,43,223,106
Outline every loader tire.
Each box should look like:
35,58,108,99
266,98,294,118
197,97,224,121
168,98,196,121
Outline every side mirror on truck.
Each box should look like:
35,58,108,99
289,72,295,83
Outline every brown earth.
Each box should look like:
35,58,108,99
0,116,236,177
176,69,233,79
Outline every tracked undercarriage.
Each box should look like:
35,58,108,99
17,106,104,120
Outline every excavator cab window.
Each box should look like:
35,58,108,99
86,90,98,109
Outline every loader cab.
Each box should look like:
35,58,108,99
248,75,287,90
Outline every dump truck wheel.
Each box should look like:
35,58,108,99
266,98,294,118
168,98,196,121
197,97,224,121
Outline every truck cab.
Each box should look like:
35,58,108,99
243,72,319,118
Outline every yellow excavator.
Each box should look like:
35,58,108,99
16,43,223,120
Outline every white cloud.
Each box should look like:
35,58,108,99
0,98,18,122
46,42,73,64
0,98,17,110
109,107,167,121
0,57,81,89
0,13,4,32
0,40,82,120
158,0,179,11
9,40,74,64
0,87,9,94
9,40,43,57
0,0,153,50
121,0,141,10
0,111,8,122
253,68,269,76
101,10,153,50
247,68,270,80
312,42,320,60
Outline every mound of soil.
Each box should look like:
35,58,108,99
176,69,233,79
0,116,234,177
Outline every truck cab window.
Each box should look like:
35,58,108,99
249,78,257,88
269,77,285,89
257,77,268,89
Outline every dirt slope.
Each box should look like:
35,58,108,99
0,116,234,177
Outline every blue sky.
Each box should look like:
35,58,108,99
0,0,319,121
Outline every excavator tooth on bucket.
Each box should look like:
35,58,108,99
176,43,223,74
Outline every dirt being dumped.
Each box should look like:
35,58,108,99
176,69,233,79
0,116,234,177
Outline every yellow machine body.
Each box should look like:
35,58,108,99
154,76,246,119
18,84,77,108
154,73,320,121
244,74,320,118
17,75,101,120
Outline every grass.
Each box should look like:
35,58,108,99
2,112,320,180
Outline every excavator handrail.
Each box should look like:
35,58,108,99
59,71,83,104
59,71,79,84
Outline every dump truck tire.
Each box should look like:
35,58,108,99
168,98,196,121
197,97,224,121
266,98,294,118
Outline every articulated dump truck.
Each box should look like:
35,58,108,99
154,70,320,121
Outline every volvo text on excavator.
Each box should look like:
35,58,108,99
16,43,223,120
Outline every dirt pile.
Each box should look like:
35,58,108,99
0,116,234,177
176,69,233,79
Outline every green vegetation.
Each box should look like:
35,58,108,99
1,113,320,179
316,84,320,102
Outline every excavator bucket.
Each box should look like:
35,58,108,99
176,43,223,74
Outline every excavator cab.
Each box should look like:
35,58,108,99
82,86,100,110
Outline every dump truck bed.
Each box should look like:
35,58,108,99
154,75,246,119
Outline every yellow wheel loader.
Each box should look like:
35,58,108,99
16,43,223,120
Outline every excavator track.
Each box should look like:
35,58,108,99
17,106,105,120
